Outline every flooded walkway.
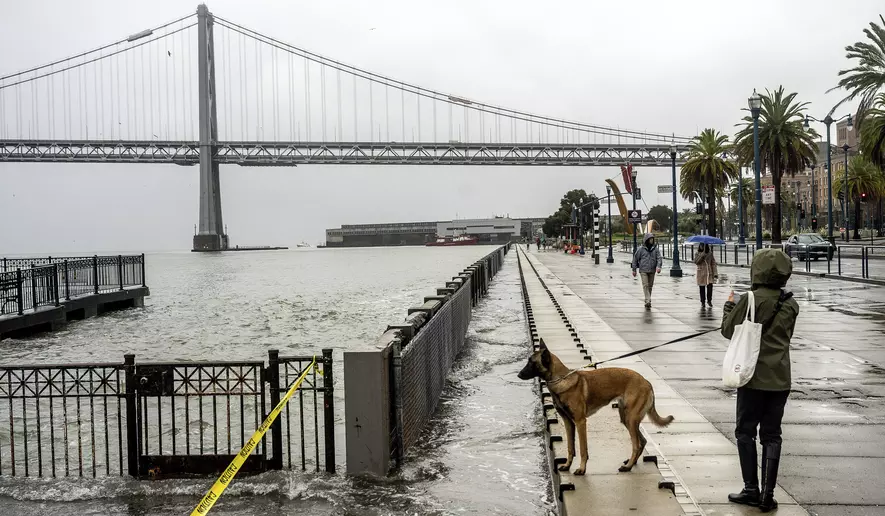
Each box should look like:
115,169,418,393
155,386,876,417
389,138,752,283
531,248,885,516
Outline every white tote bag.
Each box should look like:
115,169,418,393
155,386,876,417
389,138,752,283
722,291,762,388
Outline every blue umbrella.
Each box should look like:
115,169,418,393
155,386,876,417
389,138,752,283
686,235,725,245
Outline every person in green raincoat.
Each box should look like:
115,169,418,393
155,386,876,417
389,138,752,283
720,248,799,512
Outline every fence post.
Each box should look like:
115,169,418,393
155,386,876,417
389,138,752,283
53,264,60,307
16,268,23,316
63,260,71,301
2,257,6,272
322,348,336,473
118,255,124,291
838,247,842,276
266,350,283,470
390,340,404,468
30,264,37,310
93,256,99,294
141,253,146,287
123,354,139,477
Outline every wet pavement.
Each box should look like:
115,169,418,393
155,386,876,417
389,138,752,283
531,249,885,516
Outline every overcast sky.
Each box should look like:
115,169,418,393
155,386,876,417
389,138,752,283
1,0,882,253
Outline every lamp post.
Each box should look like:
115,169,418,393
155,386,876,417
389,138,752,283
749,90,763,249
578,197,585,255
804,112,853,245
606,186,614,263
669,145,682,277
631,167,638,254
843,143,851,240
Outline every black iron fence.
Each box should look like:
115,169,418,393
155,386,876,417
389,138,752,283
0,350,334,478
0,255,146,316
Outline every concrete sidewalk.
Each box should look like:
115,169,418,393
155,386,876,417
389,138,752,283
532,248,885,516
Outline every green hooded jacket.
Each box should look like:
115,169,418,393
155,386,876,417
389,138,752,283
721,249,799,391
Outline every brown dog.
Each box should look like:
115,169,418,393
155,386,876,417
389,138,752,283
518,340,674,475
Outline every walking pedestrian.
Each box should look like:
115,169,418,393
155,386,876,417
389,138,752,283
722,249,798,512
631,233,662,308
536,236,541,251
694,243,718,308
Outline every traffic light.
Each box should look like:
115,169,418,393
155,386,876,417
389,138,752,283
838,190,845,202
811,217,818,231
695,203,703,215
800,208,806,219
635,188,642,201
861,193,867,203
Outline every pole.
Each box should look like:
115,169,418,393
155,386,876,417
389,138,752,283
670,150,682,277
631,168,637,254
844,144,850,241
579,201,585,255
825,117,834,244
738,166,745,245
606,186,614,263
753,109,763,249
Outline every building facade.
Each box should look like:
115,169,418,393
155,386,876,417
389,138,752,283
325,217,545,247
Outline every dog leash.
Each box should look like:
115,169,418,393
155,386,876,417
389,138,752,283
546,326,722,386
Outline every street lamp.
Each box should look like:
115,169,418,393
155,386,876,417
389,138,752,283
606,185,614,263
749,89,763,249
631,166,638,254
578,197,585,255
804,111,853,244
669,144,682,277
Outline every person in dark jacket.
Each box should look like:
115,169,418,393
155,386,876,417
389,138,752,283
631,233,662,308
721,248,799,512
694,243,718,308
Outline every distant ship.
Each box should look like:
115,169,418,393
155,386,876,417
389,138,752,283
296,242,311,248
425,235,479,247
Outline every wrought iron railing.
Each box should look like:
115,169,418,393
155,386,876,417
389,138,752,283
0,350,334,478
0,255,146,316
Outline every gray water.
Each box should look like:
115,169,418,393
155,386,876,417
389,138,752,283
0,247,553,515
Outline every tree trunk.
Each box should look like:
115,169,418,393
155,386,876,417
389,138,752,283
771,168,783,244
708,174,717,237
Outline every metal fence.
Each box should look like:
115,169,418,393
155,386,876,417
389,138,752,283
652,242,885,281
0,255,146,316
0,350,334,478
343,243,509,476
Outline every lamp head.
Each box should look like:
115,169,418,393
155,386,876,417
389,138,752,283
846,114,853,131
748,89,762,112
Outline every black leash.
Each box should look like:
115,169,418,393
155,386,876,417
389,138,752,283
587,326,722,368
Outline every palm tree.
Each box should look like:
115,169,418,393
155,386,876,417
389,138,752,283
733,86,818,244
860,92,885,166
834,156,885,239
679,129,738,237
729,177,755,237
831,15,885,129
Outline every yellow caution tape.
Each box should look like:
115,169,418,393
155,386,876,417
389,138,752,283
191,356,320,516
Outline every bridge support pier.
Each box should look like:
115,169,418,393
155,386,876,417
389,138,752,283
192,3,228,252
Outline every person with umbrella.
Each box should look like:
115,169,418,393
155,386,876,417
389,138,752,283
694,242,719,308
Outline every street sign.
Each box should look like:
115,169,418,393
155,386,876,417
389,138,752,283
628,210,643,224
657,185,674,194
762,186,775,205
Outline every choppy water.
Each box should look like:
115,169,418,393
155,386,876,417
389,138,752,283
0,247,553,515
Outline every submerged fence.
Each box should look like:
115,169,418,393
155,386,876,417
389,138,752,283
344,244,509,476
0,350,334,478
0,255,146,316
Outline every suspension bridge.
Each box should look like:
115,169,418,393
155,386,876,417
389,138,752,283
0,4,692,251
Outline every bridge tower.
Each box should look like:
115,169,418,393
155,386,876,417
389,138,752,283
192,4,228,252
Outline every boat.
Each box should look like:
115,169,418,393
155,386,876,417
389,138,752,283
296,242,311,248
426,235,479,247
